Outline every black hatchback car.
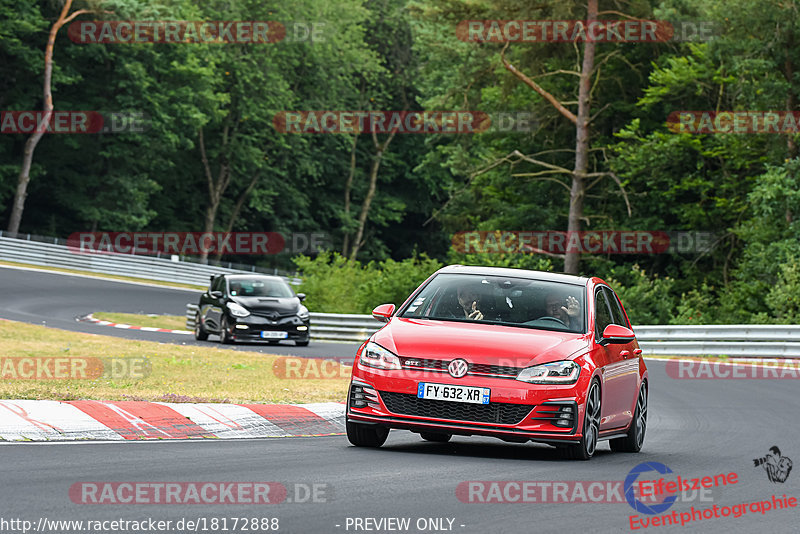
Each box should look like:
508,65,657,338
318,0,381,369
194,274,310,346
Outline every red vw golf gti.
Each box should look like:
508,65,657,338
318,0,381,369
346,266,648,460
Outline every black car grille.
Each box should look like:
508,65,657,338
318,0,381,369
399,357,447,371
398,357,520,378
250,310,296,320
469,363,521,377
378,391,533,425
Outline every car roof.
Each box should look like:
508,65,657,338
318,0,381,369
435,265,589,286
222,274,287,283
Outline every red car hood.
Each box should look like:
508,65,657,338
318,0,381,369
372,318,590,368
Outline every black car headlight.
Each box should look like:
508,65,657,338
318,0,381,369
516,361,580,384
297,305,309,321
359,341,401,370
226,302,250,318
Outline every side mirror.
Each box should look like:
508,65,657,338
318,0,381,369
296,293,306,301
599,324,636,346
210,291,223,299
372,303,396,323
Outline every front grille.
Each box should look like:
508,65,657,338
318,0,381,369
251,310,295,320
399,357,521,378
469,363,520,377
400,357,447,371
378,391,533,425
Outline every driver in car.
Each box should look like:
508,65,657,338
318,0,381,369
456,284,485,320
544,293,581,329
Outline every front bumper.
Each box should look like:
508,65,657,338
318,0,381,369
347,362,589,444
227,314,310,342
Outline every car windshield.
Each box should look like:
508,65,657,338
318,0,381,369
228,278,294,298
399,273,586,333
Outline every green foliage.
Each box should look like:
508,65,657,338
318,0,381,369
4,0,800,325
670,284,718,325
293,251,442,313
766,262,800,324
605,265,675,325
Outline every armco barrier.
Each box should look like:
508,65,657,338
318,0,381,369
184,304,800,357
0,234,300,286
633,325,800,357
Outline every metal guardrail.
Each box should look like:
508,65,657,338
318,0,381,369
633,325,800,357
0,235,301,287
184,304,800,356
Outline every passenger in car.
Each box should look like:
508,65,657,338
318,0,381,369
543,292,582,330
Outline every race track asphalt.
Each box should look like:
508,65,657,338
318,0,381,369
0,265,360,359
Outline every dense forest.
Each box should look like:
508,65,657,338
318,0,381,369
2,0,799,323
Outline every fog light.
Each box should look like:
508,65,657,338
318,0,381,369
235,324,249,330
297,326,308,331
350,386,368,408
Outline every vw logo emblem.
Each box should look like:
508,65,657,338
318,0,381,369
448,359,469,378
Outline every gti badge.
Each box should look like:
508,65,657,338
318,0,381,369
448,358,469,378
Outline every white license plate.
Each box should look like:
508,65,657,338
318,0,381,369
417,383,490,404
260,331,288,339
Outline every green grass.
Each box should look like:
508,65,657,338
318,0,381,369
0,319,350,404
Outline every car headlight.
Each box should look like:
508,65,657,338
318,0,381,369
359,341,401,370
226,302,250,318
297,305,309,321
516,361,581,384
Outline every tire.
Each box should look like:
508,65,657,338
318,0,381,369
295,340,310,347
610,382,647,453
420,432,451,443
346,420,389,447
562,379,601,460
194,314,208,341
219,317,234,345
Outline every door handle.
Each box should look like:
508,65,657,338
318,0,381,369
620,350,631,358
633,349,642,356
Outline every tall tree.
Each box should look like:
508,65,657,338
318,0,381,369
7,0,107,234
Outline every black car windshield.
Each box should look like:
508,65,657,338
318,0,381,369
399,273,586,333
228,278,294,298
